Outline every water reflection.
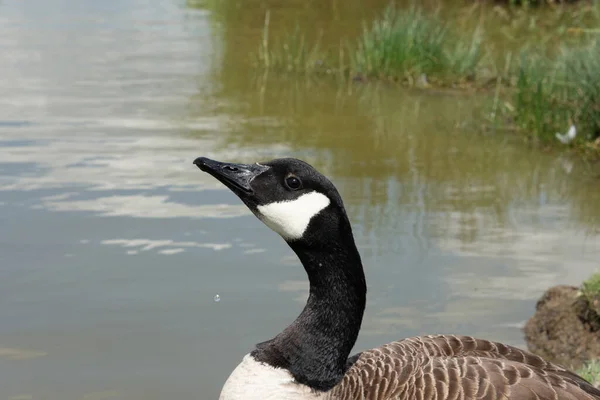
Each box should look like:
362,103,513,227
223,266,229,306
0,348,47,361
1,0,600,399
41,193,249,219
101,239,232,255
193,69,600,239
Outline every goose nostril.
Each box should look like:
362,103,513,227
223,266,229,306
224,166,239,172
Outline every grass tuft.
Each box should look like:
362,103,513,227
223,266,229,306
351,5,483,83
576,359,600,388
506,39,600,144
256,11,327,75
581,273,600,298
256,4,484,85
574,272,600,333
581,273,600,318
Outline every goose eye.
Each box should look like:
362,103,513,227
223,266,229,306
285,176,302,190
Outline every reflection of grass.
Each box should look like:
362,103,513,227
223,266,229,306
576,359,600,388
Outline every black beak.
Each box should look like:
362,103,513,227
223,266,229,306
193,157,269,193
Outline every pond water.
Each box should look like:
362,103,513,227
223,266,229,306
1,1,599,399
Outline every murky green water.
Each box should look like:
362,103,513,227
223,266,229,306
1,1,599,399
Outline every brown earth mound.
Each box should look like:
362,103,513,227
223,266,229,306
524,285,600,369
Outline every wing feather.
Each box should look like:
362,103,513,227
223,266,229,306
325,335,600,400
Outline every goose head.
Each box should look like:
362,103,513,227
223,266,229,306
194,157,350,246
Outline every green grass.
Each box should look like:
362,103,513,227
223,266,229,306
506,39,600,144
581,272,600,318
582,273,600,300
257,11,327,74
574,275,600,387
256,4,484,85
576,275,600,387
252,1,600,155
351,5,483,83
576,359,600,387
576,272,600,332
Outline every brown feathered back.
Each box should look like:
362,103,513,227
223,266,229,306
327,335,600,400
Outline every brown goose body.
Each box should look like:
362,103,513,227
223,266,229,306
328,335,600,400
193,157,599,400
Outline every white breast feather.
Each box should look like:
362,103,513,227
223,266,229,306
256,191,330,240
219,354,324,400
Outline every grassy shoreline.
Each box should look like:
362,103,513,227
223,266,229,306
254,2,600,162
577,359,600,388
576,273,600,388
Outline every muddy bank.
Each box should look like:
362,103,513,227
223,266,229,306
524,285,600,369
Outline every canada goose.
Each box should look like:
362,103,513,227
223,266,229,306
193,156,600,400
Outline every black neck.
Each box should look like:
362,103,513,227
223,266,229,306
251,226,366,391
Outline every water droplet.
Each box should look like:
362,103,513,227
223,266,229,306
214,294,221,302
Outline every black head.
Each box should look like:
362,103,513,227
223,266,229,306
196,157,367,391
194,157,350,245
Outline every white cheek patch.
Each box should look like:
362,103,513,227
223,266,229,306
256,191,330,240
